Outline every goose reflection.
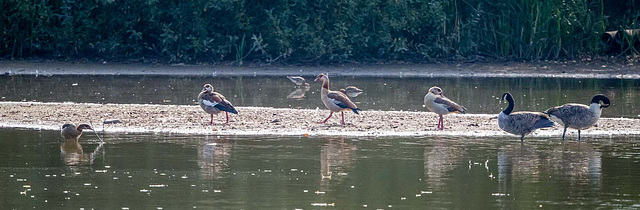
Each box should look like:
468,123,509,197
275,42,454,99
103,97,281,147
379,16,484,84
287,85,310,100
60,138,104,166
497,142,601,193
423,139,465,188
197,139,232,179
320,137,357,190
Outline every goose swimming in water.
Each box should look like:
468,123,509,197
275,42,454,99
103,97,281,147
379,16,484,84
60,123,93,140
315,73,361,126
544,94,610,141
498,93,554,142
198,84,238,124
423,86,466,130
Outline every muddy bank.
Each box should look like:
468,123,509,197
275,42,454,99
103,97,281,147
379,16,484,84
1,61,639,79
1,102,638,138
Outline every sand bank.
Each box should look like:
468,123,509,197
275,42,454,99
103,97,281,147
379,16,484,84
1,102,638,139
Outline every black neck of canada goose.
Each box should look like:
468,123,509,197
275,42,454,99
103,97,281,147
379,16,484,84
501,93,514,115
591,94,610,108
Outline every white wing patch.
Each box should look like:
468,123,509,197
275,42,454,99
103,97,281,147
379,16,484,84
202,99,219,107
328,98,341,105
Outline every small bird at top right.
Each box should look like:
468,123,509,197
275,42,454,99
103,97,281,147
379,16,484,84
544,94,611,141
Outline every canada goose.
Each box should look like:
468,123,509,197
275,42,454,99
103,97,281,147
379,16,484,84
340,86,364,97
498,93,554,142
287,76,308,86
423,86,466,130
315,74,361,126
60,123,93,140
544,94,610,141
198,84,238,124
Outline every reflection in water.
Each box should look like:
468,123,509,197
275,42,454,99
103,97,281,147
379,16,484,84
319,137,357,190
60,138,104,166
197,140,232,179
497,142,601,203
423,139,465,189
287,85,310,100
548,143,601,186
1,75,637,117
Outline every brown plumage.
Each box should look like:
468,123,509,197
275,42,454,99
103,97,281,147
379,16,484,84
60,123,93,140
498,93,554,142
198,84,238,124
423,86,466,130
544,94,610,141
315,74,361,126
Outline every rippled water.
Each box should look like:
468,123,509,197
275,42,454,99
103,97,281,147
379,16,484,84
1,75,639,117
1,129,639,209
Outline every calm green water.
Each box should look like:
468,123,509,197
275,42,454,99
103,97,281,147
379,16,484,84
1,75,639,118
1,129,639,209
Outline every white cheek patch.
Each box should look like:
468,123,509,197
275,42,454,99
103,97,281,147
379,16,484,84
202,99,219,107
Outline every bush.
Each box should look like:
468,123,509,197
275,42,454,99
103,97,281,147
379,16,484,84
1,0,638,63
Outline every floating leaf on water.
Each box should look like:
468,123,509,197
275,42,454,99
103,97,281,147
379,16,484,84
420,191,432,194
149,184,167,188
23,185,31,188
213,190,221,193
315,191,325,195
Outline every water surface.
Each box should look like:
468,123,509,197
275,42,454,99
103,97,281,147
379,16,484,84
1,129,639,209
1,75,638,118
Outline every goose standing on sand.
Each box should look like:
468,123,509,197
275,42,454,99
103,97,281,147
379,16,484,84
287,76,308,86
544,94,610,141
498,93,554,142
198,84,238,124
315,73,362,126
340,86,364,98
423,86,466,130
60,123,93,140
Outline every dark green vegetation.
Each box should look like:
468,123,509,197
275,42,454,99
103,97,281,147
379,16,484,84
1,0,639,63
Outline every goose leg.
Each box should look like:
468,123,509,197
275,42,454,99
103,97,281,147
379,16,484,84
520,135,525,142
438,115,444,130
225,112,229,124
321,112,333,124
341,111,345,126
578,130,581,141
210,114,214,124
562,126,567,141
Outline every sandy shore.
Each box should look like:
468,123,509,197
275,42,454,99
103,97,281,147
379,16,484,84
1,102,638,138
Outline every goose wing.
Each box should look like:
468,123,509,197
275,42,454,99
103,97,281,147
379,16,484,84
434,96,466,113
327,91,358,109
510,111,554,131
201,92,238,114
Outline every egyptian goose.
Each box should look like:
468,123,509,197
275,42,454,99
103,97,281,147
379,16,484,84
314,74,361,126
544,94,610,141
287,76,308,86
423,86,466,130
60,123,93,139
198,84,238,124
498,93,554,142
340,86,364,98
